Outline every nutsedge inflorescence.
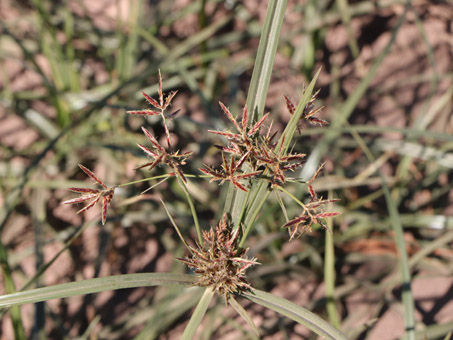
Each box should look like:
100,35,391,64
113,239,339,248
62,70,339,299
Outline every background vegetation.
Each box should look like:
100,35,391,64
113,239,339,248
0,0,452,339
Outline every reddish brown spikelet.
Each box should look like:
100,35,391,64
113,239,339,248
282,216,307,228
284,95,295,115
249,112,269,136
219,101,242,132
136,127,191,182
158,69,164,107
314,212,341,219
241,105,248,132
141,91,160,108
308,117,329,126
141,127,164,151
78,164,107,189
164,91,178,110
127,109,160,116
137,143,159,158
308,184,316,199
282,195,340,239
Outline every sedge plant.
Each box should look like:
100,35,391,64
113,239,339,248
0,1,347,339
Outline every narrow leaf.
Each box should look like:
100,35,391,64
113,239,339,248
78,164,107,189
229,296,259,336
243,289,348,340
180,288,214,340
0,273,197,309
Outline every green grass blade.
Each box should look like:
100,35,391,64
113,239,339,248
246,0,288,123
229,296,259,336
0,273,197,309
0,241,26,339
181,288,214,340
231,0,288,228
243,289,348,340
324,192,340,328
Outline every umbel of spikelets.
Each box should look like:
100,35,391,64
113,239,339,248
178,214,259,302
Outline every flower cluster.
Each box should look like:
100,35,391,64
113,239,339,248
62,164,115,225
136,127,192,183
127,69,178,147
284,88,327,134
200,102,308,190
129,72,191,183
280,162,340,239
62,71,338,240
63,71,190,225
177,214,259,301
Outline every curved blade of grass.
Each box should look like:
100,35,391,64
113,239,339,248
243,289,348,340
0,241,26,339
181,288,214,340
246,0,288,123
132,288,204,340
229,296,259,336
0,273,197,309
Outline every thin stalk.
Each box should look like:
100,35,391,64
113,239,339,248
160,199,192,251
235,185,253,230
239,190,271,248
117,173,209,187
324,191,340,328
176,177,203,245
274,185,306,209
230,0,288,231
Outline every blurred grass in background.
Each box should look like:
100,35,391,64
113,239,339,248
0,0,452,339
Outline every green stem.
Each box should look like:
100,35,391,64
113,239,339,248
235,186,253,232
239,189,271,248
274,185,307,210
117,174,172,187
324,191,340,328
117,173,209,188
177,177,203,245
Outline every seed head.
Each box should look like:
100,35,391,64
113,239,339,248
178,214,259,301
62,164,115,225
